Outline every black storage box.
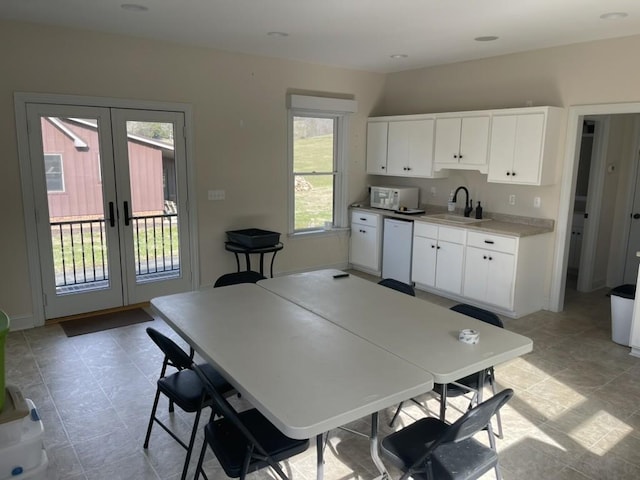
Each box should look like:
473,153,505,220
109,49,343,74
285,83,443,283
226,229,280,248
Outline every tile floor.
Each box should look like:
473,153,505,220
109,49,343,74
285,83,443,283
5,275,640,479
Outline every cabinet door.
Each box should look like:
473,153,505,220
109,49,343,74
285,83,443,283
435,240,464,294
387,119,435,177
485,251,515,309
463,246,489,302
487,115,517,182
412,235,437,287
350,224,379,271
459,116,490,165
511,113,545,184
488,113,546,184
434,117,462,164
366,122,389,175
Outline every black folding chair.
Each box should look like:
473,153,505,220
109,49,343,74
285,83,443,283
143,328,234,480
192,363,309,480
381,389,514,480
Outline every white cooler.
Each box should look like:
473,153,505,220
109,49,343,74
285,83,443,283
0,393,45,480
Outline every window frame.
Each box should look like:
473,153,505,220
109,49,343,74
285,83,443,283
44,153,65,193
287,95,356,235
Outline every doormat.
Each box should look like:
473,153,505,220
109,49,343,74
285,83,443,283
61,308,153,337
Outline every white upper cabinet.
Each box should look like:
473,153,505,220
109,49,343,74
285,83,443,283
434,114,490,173
366,121,389,175
487,107,562,185
366,116,446,178
387,119,435,177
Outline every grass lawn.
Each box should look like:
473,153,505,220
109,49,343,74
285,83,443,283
294,134,334,230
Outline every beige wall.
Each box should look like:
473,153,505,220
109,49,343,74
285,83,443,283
6,20,640,324
0,20,385,324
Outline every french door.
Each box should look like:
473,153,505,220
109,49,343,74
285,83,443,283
25,103,192,319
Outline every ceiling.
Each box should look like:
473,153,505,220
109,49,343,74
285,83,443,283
2,0,640,73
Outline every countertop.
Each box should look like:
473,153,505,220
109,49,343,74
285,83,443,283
350,204,554,238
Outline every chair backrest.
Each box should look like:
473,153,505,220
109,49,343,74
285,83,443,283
192,363,271,458
146,327,193,371
378,278,416,297
450,303,503,328
214,271,266,288
440,388,513,445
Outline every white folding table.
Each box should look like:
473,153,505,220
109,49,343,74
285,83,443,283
151,284,434,480
258,269,533,389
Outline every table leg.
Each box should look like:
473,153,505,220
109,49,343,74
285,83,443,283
439,384,447,421
370,412,388,479
269,251,278,277
243,253,251,272
316,433,324,480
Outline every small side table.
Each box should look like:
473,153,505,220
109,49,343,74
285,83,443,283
224,242,284,278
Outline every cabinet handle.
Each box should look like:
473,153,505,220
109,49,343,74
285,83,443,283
431,245,436,249
484,240,495,244
512,171,516,176
437,246,441,250
360,217,367,221
489,256,493,261
453,154,458,158
459,154,463,159
506,171,511,176
483,255,487,260
381,166,385,170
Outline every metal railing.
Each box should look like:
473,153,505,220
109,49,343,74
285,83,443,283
51,213,179,291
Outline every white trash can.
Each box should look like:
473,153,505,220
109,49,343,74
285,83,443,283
610,284,636,346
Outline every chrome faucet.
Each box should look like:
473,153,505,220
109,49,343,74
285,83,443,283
453,186,474,217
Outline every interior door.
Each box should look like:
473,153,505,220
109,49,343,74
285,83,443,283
26,104,192,319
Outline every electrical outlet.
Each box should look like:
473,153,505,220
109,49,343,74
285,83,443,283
208,189,226,201
508,194,516,206
533,197,541,208
430,186,437,197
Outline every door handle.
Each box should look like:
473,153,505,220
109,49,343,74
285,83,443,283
123,201,131,226
108,202,115,228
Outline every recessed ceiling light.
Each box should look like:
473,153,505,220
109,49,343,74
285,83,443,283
121,4,148,12
600,12,628,20
267,31,289,37
390,54,408,59
474,36,499,42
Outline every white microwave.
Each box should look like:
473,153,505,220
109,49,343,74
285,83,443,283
370,186,419,211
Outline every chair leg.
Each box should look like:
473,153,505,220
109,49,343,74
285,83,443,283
143,388,162,448
389,401,404,427
193,435,208,480
180,406,204,480
489,374,504,439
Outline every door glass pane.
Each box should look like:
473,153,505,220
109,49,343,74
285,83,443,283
293,116,335,230
125,121,181,283
41,117,110,294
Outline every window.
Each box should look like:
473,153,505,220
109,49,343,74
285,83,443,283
288,95,357,233
44,154,64,192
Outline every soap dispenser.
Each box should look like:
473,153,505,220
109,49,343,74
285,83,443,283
475,201,483,219
447,190,455,212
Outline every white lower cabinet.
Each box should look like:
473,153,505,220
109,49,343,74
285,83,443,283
412,222,465,295
464,246,515,310
349,210,382,274
462,230,551,317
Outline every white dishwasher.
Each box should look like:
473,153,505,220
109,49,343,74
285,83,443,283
382,218,414,284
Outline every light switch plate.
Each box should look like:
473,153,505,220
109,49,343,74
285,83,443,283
208,189,226,201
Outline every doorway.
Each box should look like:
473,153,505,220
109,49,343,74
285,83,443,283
16,95,196,322
552,104,640,312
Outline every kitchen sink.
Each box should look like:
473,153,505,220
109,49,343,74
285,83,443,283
422,213,491,224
